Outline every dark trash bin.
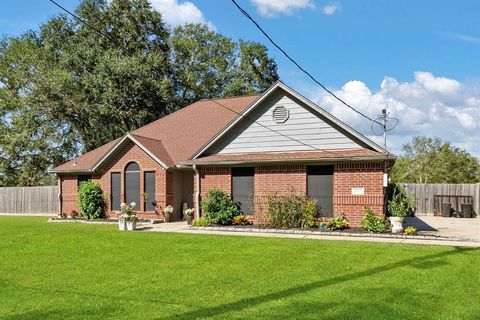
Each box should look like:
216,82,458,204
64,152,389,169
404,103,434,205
442,203,452,217
462,203,473,218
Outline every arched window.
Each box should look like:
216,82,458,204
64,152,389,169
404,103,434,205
125,162,140,208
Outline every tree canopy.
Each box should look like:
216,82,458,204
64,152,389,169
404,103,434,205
391,136,480,184
0,0,278,186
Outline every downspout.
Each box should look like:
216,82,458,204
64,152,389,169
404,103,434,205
57,175,62,217
193,164,201,220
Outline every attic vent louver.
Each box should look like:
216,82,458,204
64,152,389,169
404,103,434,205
272,106,289,123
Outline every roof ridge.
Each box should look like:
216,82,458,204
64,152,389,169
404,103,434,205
198,93,261,101
129,132,162,142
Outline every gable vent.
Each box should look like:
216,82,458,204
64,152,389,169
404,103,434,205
272,106,289,123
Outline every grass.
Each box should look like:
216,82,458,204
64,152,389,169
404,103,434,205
0,217,479,320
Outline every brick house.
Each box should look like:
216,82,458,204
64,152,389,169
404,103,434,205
52,82,395,226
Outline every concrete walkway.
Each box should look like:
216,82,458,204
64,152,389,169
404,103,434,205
141,221,480,247
405,215,480,241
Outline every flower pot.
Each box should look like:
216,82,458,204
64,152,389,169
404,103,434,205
118,218,127,231
126,220,137,231
186,215,193,225
164,213,171,223
389,216,404,234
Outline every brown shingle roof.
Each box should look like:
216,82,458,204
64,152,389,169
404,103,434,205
51,95,259,173
132,95,259,164
129,134,174,168
184,149,394,165
52,138,120,173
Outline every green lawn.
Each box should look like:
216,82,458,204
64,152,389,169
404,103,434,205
0,217,479,319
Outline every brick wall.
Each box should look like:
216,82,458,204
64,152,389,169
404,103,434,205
253,164,307,224
60,140,170,219
60,175,79,216
333,162,384,226
197,162,385,227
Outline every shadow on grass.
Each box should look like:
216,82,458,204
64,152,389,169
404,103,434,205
2,247,476,319
157,247,476,319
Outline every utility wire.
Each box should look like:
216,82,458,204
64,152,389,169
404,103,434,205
48,0,160,71
208,98,370,161
49,0,388,159
231,0,382,126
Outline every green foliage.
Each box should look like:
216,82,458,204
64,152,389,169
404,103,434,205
0,0,279,187
192,217,211,227
302,198,317,229
232,215,252,226
267,193,317,229
170,24,278,107
391,136,480,183
403,226,417,235
77,181,104,220
126,214,138,222
388,185,415,217
184,208,194,217
327,215,349,230
201,188,239,225
362,207,390,233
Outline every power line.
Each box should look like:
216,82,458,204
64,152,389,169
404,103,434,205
208,98,369,161
49,0,389,159
48,0,159,71
230,0,382,126
49,0,115,43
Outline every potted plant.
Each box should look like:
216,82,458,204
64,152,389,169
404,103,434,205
126,214,138,231
163,205,174,222
388,186,413,234
119,202,136,231
184,208,194,225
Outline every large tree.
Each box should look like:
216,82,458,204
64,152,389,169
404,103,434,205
170,24,278,107
391,136,480,184
0,0,279,186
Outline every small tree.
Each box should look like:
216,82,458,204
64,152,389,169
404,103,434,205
201,188,238,225
78,181,105,220
388,185,415,217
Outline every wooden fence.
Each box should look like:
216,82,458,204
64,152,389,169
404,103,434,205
0,186,59,215
402,183,480,216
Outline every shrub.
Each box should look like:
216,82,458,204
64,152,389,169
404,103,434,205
77,181,104,220
232,215,252,226
192,217,211,227
302,198,317,229
404,226,417,235
362,207,390,233
267,192,317,229
201,188,239,225
327,215,349,230
388,185,416,217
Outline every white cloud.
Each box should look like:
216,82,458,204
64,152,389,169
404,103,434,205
250,0,315,17
314,72,480,157
322,2,341,15
149,0,214,28
443,32,480,44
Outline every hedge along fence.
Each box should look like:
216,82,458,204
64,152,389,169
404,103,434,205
0,186,59,215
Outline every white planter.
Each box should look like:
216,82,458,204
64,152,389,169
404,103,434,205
126,221,137,231
118,218,127,231
389,216,404,234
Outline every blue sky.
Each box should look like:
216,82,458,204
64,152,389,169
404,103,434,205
2,0,480,155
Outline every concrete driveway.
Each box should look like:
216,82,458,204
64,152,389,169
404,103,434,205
405,215,480,241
